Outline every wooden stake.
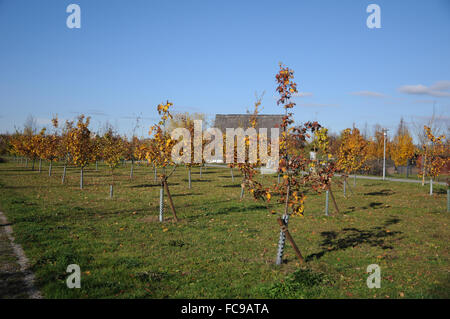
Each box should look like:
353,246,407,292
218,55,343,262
327,184,340,215
163,179,179,222
277,217,304,264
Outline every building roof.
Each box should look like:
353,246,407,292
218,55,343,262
213,114,283,137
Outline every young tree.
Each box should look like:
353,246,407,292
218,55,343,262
336,127,369,195
123,136,141,180
243,64,332,265
66,115,94,189
418,126,448,195
147,101,179,222
390,121,415,176
101,128,125,198
40,117,60,177
59,120,74,184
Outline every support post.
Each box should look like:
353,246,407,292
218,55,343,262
275,214,289,265
49,162,52,177
62,165,66,184
230,168,234,181
188,167,192,189
430,178,433,196
110,184,113,198
80,167,84,189
447,187,450,213
276,217,304,264
130,161,134,179
328,185,340,214
163,180,179,222
447,188,449,213
325,190,329,216
159,186,164,222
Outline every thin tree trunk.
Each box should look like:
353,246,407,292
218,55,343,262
49,162,52,177
230,168,234,181
38,159,42,173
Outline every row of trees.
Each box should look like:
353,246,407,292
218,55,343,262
2,111,448,192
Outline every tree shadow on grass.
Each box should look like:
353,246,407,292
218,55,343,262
343,202,384,214
222,184,242,188
0,272,29,299
170,193,202,197
181,179,211,183
187,204,267,220
130,183,179,188
434,187,447,195
363,189,394,196
306,217,402,262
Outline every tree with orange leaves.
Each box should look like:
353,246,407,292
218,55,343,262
243,63,332,265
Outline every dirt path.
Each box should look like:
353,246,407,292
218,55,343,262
0,211,42,299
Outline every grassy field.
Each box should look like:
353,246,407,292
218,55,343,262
0,158,448,299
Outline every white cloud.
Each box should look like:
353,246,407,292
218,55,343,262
398,81,450,97
350,91,386,98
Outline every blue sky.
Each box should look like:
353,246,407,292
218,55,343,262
0,0,449,138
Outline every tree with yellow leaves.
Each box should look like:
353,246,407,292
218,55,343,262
418,126,448,195
59,119,74,184
39,117,61,177
390,130,415,176
123,136,141,180
66,115,95,189
101,128,125,198
336,126,369,196
147,101,178,222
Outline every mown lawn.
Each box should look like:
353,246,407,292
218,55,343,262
0,158,448,299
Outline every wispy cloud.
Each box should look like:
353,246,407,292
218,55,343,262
274,92,313,99
349,91,386,98
69,109,109,117
297,102,338,107
398,81,450,97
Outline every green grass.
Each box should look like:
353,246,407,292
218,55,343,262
0,158,448,299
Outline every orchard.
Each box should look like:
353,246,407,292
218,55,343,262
0,65,449,299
